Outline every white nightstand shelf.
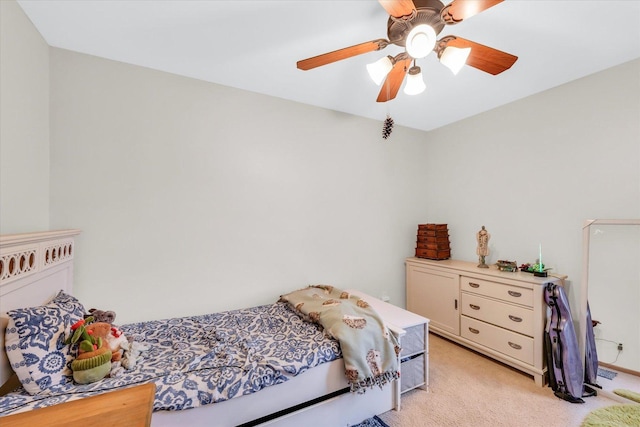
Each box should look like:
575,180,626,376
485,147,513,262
347,290,430,411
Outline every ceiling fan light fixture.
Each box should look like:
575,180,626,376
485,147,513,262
403,66,426,95
366,55,394,86
405,24,436,59
440,46,471,75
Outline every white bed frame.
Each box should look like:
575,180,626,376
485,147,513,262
0,230,396,426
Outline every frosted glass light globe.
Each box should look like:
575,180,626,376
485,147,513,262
405,24,436,59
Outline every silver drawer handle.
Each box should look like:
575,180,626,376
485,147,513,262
508,290,522,297
508,341,522,350
468,327,480,334
508,315,523,322
468,282,480,288
470,304,480,310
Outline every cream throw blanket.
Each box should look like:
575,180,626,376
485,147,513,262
280,285,400,393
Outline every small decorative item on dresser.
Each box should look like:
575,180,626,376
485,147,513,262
520,263,549,277
496,260,518,272
415,224,450,260
476,225,490,268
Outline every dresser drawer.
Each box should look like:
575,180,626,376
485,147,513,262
461,276,533,307
400,324,426,357
461,316,534,365
461,293,534,337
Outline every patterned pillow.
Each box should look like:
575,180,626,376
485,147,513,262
5,291,86,395
46,291,86,319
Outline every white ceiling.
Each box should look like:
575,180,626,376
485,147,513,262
17,0,640,132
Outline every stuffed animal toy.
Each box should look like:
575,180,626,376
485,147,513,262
84,308,116,324
71,310,149,379
105,325,128,361
84,322,127,362
67,317,112,384
81,308,127,362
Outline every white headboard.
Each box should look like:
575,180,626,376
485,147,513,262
0,229,81,386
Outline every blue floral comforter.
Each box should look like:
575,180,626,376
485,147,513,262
0,302,341,416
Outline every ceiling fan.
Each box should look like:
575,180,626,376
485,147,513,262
297,0,518,102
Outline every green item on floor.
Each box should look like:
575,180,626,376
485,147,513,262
614,389,640,404
581,404,640,427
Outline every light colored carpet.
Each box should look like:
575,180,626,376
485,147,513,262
378,334,626,427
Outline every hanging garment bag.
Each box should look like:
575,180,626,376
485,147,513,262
544,282,585,403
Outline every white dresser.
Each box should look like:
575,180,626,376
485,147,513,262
405,258,558,386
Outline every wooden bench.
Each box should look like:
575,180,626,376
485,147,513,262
1,383,155,427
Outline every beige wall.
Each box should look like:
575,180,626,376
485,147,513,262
423,58,640,284
46,49,639,326
418,59,640,370
48,48,432,322
0,0,50,233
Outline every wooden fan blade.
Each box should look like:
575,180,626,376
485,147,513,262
378,0,416,18
297,39,389,71
377,56,413,102
442,0,503,24
444,36,517,75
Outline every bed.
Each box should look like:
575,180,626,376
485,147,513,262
0,230,399,426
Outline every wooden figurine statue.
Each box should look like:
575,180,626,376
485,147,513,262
476,226,490,268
